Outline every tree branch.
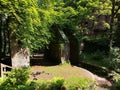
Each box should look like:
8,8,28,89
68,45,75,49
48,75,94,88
114,6,120,16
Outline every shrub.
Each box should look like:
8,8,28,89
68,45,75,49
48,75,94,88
83,38,109,53
38,77,65,90
12,77,65,90
110,47,120,71
109,71,120,89
49,77,65,90
90,51,105,60
0,67,30,90
65,76,96,90
81,51,106,61
17,85,26,90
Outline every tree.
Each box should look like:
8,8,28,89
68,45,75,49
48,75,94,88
39,0,81,64
0,0,12,64
1,0,119,66
42,0,112,65
0,0,53,67
109,0,120,49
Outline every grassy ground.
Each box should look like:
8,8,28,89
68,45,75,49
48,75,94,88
30,64,113,90
30,64,95,80
0,65,97,90
30,64,96,89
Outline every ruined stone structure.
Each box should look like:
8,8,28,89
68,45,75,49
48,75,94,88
60,30,70,64
11,48,30,67
10,32,30,68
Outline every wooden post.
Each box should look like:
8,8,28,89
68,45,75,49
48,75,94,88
0,63,13,77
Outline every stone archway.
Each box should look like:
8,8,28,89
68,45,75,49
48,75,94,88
44,25,70,64
63,29,80,65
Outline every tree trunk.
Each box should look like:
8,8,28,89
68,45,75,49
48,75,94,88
109,0,120,58
113,14,120,47
2,18,12,66
3,21,7,58
109,0,115,49
0,18,2,62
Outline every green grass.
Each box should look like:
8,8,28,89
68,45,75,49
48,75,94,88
32,76,96,90
40,64,94,79
35,64,96,89
65,76,95,90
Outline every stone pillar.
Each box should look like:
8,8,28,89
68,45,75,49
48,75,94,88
61,42,70,64
10,32,30,68
11,48,30,67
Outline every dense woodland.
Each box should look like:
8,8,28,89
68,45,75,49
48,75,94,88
0,0,120,90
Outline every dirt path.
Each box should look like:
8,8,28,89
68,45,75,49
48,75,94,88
94,75,112,90
73,66,112,90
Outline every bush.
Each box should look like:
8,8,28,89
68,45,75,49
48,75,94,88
0,76,65,90
34,77,65,90
90,51,105,60
83,38,109,53
0,67,30,90
109,47,120,89
81,51,106,61
65,76,96,90
110,47,120,71
109,71,120,89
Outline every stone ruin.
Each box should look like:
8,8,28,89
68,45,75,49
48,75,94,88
12,48,30,68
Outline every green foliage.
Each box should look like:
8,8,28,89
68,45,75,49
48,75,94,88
0,68,30,90
0,76,65,90
109,47,120,71
83,37,109,53
109,71,120,88
27,77,95,90
89,51,106,61
80,52,109,68
50,77,64,89
81,52,102,61
114,26,120,47
0,0,52,51
0,68,96,90
65,76,96,90
1,0,117,51
37,77,64,90
15,0,52,50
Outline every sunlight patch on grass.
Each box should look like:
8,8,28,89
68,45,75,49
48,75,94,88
65,76,95,90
